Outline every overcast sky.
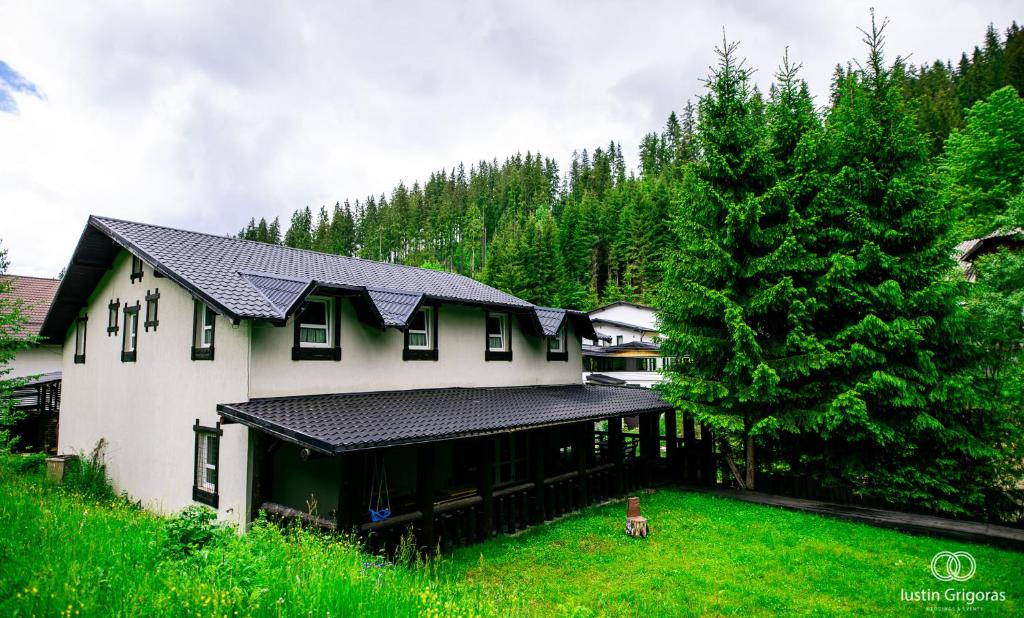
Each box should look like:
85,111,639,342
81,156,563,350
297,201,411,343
0,1,1019,277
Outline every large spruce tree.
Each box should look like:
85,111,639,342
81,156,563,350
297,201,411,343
658,39,818,489
795,16,1015,516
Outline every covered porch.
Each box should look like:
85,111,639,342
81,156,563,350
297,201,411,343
218,385,718,552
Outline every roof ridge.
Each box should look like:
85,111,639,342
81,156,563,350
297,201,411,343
91,214,499,286
2,274,60,282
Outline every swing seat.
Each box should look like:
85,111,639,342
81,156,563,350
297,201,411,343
369,507,391,522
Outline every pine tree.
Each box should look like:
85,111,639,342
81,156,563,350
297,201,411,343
795,15,1013,516
940,86,1024,239
659,37,816,489
283,206,313,249
0,241,31,451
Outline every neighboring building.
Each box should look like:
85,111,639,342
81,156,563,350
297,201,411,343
3,275,62,378
955,229,1024,281
42,216,672,549
582,301,669,388
2,275,62,451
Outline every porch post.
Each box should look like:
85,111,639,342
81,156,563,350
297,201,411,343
250,432,275,523
683,413,697,483
574,422,590,507
700,423,717,487
664,409,679,481
609,416,624,496
336,451,365,532
639,413,656,487
416,443,436,551
478,437,495,538
530,430,546,524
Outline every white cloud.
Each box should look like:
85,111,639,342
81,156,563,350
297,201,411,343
0,0,1019,276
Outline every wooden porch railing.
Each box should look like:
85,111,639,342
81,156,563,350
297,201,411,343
355,459,645,554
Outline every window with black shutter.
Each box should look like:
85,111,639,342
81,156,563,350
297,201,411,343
74,316,87,364
130,254,144,283
403,305,438,361
107,300,119,335
121,303,139,362
191,300,215,360
192,420,222,508
144,289,160,331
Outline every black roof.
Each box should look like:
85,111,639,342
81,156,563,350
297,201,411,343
217,384,671,454
41,216,580,341
583,340,660,357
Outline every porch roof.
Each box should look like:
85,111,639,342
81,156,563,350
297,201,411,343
217,384,671,454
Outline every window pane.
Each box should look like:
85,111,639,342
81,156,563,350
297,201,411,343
299,300,327,326
409,309,427,331
203,326,213,346
549,337,559,352
488,335,502,350
300,326,327,344
487,315,501,336
409,332,427,347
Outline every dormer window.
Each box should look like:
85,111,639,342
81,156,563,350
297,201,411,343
191,301,215,361
547,323,567,361
292,296,341,361
130,255,144,283
404,305,438,361
485,311,512,361
299,297,330,347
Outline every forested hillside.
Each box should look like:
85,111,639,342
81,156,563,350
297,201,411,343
239,22,1022,312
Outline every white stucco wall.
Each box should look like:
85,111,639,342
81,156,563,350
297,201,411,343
591,323,649,345
248,300,583,397
57,251,252,526
57,250,588,527
8,345,62,379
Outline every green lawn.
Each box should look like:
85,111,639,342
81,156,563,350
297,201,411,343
2,456,1022,617
443,491,1024,616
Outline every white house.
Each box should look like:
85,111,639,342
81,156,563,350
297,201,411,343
582,301,669,389
3,275,62,379
2,275,62,451
43,216,672,550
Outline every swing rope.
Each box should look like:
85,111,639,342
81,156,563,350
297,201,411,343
367,454,391,522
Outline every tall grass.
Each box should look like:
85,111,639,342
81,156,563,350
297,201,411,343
0,456,507,617
4,452,1023,617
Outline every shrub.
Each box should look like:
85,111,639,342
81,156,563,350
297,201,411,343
62,439,115,501
164,504,228,557
11,452,46,474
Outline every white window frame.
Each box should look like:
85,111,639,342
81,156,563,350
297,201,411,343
487,312,508,352
200,305,214,349
548,324,565,353
123,309,138,353
75,318,87,356
199,433,218,492
408,306,433,350
299,296,332,348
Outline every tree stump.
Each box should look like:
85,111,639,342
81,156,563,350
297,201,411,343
624,496,650,537
625,515,649,537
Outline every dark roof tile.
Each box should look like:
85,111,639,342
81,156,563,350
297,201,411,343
218,384,671,453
